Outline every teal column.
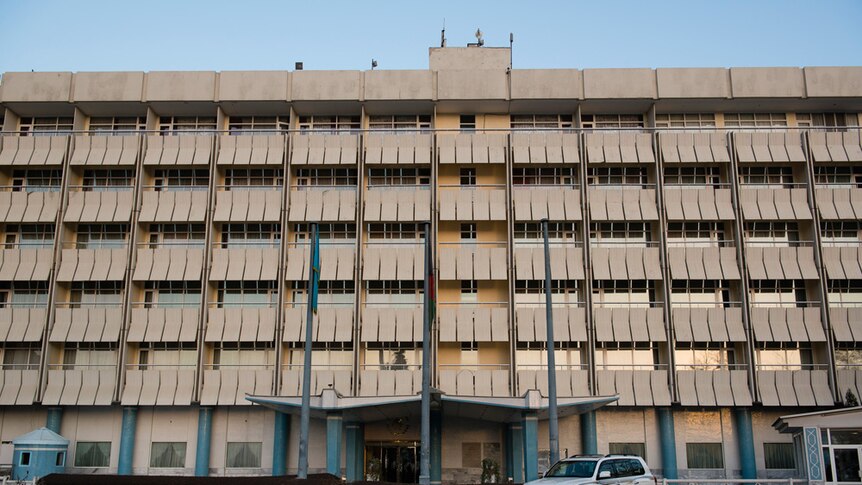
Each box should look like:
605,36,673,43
735,408,757,479
118,407,138,475
523,413,539,482
580,411,597,454
657,408,678,479
194,407,213,476
327,413,344,476
345,423,365,481
507,422,524,483
431,410,442,485
272,412,290,476
45,407,63,434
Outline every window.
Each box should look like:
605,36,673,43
11,169,62,192
76,224,128,249
814,165,862,187
364,343,421,368
224,168,283,188
749,280,806,307
0,282,49,308
89,116,145,134
663,166,721,186
515,342,583,369
666,222,725,247
674,343,735,370
226,442,262,468
218,281,277,307
590,222,648,246
367,223,424,241
297,115,359,133
4,224,55,248
70,281,123,306
763,443,795,469
63,343,117,370
595,343,657,370
459,115,476,132
74,442,111,467
56,451,65,467
756,343,812,370
828,280,862,306
738,166,794,186
82,169,134,190
510,114,574,130
515,280,581,305
367,168,430,186
365,281,422,304
654,113,716,128
292,223,356,243
221,223,280,247
148,223,206,248
592,280,653,307
19,451,30,466
143,281,201,308
581,114,644,129
290,281,354,305
153,169,209,191
228,116,289,134
460,223,477,241
512,167,576,185
835,344,862,368
686,443,723,468
292,168,356,186
670,280,729,307
368,115,431,131
744,221,799,245
587,167,648,186
797,113,856,129
213,342,274,369
1,343,41,370
724,113,787,127
158,116,216,135
821,221,862,246
288,342,353,369
608,442,646,459
138,342,197,370
514,222,579,244
461,280,478,303
150,442,186,468
460,168,476,186
19,117,73,136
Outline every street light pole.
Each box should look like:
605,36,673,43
542,218,560,466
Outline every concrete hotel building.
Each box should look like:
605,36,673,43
0,46,860,482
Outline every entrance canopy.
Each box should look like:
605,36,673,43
773,406,862,433
246,389,618,423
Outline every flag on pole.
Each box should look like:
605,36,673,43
310,224,321,314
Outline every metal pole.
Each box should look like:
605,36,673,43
419,221,432,485
298,222,318,479
542,219,560,465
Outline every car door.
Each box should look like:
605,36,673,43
613,459,635,485
628,459,652,485
597,459,621,485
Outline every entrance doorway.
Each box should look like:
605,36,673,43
823,429,862,484
365,441,419,484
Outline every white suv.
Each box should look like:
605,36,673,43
526,454,657,485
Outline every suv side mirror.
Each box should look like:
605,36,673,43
598,471,612,479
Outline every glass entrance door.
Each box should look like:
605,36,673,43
832,447,862,484
365,441,419,484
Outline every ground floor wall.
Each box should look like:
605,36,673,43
0,405,816,480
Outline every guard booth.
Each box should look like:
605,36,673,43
11,427,69,481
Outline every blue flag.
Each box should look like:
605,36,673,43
310,224,321,314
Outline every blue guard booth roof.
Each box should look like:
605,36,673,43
12,427,69,481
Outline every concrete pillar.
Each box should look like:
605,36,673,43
45,407,63,434
523,413,539,482
345,422,365,481
734,408,757,479
326,412,344,476
431,409,442,485
580,411,597,454
507,422,524,483
118,407,138,475
272,412,290,476
657,408,678,479
194,407,213,476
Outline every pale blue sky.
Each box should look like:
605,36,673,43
1,0,861,73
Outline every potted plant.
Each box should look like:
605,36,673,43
366,457,382,481
481,458,500,484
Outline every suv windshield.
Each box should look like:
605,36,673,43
545,460,598,478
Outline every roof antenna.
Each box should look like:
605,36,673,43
441,19,446,47
371,59,378,70
475,28,484,47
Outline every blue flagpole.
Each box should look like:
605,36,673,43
298,222,319,478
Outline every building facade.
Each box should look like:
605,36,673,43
0,47,860,482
